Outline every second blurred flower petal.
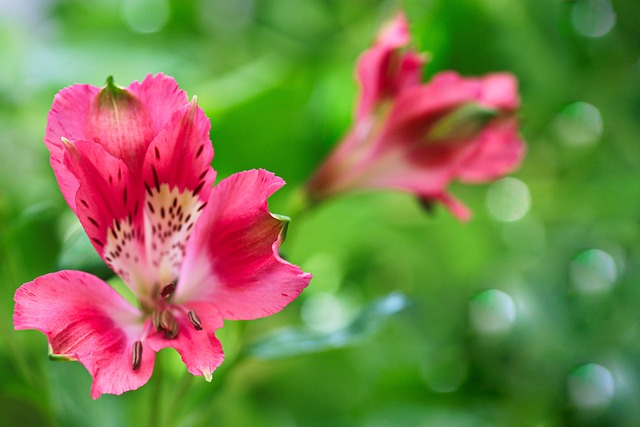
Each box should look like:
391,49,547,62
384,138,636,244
306,12,525,220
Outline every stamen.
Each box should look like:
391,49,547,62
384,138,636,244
188,310,203,331
132,340,143,370
160,310,179,339
152,310,162,331
160,283,176,298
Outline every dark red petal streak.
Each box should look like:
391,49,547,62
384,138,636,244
141,101,216,285
13,271,154,399
142,100,215,199
176,169,312,320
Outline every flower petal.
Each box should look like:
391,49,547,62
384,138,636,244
62,140,148,294
141,100,216,286
175,169,312,320
44,84,101,213
126,73,189,135
13,271,154,399
456,121,525,183
356,12,424,119
427,192,472,221
387,72,519,137
147,302,224,381
85,77,157,171
45,74,189,212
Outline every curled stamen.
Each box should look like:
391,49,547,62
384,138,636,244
132,340,143,371
152,310,162,331
160,310,179,339
160,283,176,298
188,310,203,331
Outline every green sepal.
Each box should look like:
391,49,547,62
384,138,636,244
98,75,135,108
427,103,498,143
48,345,75,362
271,213,291,242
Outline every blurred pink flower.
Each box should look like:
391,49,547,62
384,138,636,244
14,74,311,398
306,12,525,220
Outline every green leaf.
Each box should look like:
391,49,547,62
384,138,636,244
246,291,409,360
57,226,113,280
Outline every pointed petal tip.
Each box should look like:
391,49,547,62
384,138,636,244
203,371,213,382
378,10,411,46
48,349,76,362
60,137,73,149
271,213,291,224
272,213,290,242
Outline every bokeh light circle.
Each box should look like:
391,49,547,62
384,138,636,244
486,177,531,222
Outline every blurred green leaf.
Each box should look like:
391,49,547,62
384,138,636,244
246,291,409,359
57,226,112,280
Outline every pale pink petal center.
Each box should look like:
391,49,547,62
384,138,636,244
143,184,206,287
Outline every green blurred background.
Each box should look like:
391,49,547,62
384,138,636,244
2,0,640,425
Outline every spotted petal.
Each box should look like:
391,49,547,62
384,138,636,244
175,169,312,320
44,74,189,213
141,100,216,287
62,139,148,295
13,271,154,399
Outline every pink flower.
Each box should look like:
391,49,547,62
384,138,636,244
306,12,525,220
14,74,311,398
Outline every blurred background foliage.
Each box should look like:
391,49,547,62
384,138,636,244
2,0,640,425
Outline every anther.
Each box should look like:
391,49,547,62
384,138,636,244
152,310,162,331
160,310,179,339
160,283,176,298
132,340,143,371
188,310,203,331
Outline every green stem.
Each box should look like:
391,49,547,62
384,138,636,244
149,356,163,427
283,186,315,221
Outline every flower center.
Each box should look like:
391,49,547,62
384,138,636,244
131,283,205,370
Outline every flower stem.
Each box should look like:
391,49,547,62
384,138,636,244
149,355,163,427
283,186,314,221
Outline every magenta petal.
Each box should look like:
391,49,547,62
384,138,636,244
45,84,101,213
63,140,148,293
147,302,224,381
356,12,424,120
175,169,312,320
85,78,156,171
142,100,215,200
434,192,472,221
457,121,525,183
126,73,189,135
386,72,481,135
141,101,216,286
478,73,520,111
14,271,154,399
